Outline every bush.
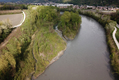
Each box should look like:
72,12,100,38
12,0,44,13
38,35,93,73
0,20,13,43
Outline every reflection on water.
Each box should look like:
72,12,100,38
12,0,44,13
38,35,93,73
36,15,114,80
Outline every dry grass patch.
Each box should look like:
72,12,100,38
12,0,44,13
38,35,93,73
0,10,22,15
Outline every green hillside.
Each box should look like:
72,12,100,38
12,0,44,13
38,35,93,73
67,0,119,6
2,0,119,6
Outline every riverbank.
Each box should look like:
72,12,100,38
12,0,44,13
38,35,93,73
55,26,67,42
35,14,114,80
78,9,119,78
34,47,66,79
30,26,67,80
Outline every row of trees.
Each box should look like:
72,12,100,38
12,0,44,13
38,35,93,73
0,4,28,10
58,11,81,40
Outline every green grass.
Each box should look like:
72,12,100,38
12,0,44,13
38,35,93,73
33,24,66,77
116,28,119,42
63,0,71,2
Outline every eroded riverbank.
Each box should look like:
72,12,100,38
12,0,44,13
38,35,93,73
36,15,114,80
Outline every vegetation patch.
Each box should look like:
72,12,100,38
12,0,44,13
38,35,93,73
58,11,81,40
111,10,119,24
0,6,66,80
116,28,119,42
0,20,14,43
33,27,66,77
0,4,27,10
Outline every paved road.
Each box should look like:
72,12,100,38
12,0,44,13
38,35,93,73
0,13,23,27
113,27,119,49
13,11,26,28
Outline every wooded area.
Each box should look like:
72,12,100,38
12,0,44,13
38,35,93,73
58,11,81,40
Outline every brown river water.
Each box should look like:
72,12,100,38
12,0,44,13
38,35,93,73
36,15,114,80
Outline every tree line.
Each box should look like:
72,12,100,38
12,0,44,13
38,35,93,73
0,4,28,10
111,10,119,24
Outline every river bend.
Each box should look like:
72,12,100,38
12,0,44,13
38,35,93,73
36,15,114,80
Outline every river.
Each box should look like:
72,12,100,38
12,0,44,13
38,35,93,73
36,15,114,80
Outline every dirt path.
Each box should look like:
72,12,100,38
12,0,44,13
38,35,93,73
112,27,119,49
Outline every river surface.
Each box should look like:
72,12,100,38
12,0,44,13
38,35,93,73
36,15,114,80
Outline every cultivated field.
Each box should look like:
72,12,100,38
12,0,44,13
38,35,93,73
0,13,23,27
0,10,22,15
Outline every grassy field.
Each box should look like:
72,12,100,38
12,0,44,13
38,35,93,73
116,28,119,42
0,10,22,15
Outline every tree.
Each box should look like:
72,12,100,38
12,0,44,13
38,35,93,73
61,11,71,23
59,11,81,39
